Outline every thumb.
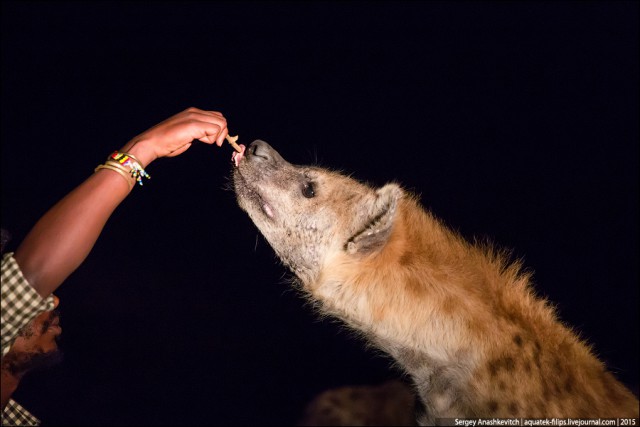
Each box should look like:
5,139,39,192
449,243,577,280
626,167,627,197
166,142,192,158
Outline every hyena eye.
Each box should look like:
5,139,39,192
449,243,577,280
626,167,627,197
302,182,316,198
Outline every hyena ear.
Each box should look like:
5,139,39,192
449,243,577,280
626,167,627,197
345,183,402,255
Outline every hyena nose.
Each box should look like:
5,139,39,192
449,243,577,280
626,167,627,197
247,140,281,164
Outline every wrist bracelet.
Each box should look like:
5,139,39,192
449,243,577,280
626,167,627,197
122,152,144,168
94,164,134,190
108,151,151,186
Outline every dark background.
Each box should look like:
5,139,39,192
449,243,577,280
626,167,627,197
1,1,637,425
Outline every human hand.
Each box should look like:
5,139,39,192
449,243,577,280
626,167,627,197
119,107,229,167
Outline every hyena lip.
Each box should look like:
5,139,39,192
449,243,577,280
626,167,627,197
252,193,276,220
261,200,275,218
233,169,276,220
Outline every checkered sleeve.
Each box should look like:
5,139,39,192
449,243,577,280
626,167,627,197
1,252,55,357
1,399,40,426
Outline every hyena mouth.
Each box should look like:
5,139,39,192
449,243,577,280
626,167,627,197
234,171,276,220
251,191,275,220
261,200,275,219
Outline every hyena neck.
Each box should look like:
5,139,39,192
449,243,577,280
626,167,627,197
311,196,639,419
314,195,497,358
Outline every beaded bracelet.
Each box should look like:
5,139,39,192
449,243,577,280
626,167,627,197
108,151,151,186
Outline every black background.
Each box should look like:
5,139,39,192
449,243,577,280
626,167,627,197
1,1,637,425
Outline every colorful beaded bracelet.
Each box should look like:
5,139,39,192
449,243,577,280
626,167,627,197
109,151,151,186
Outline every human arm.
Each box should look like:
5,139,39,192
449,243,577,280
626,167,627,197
13,107,228,299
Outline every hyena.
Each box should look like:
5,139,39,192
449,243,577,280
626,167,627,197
297,379,418,426
232,140,639,424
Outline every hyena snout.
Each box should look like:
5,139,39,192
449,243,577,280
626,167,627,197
244,139,286,167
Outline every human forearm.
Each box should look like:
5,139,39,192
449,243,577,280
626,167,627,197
12,107,228,298
14,168,132,298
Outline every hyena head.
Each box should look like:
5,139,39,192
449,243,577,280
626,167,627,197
233,140,402,286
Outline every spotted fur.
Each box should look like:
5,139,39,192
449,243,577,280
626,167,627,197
233,140,639,424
